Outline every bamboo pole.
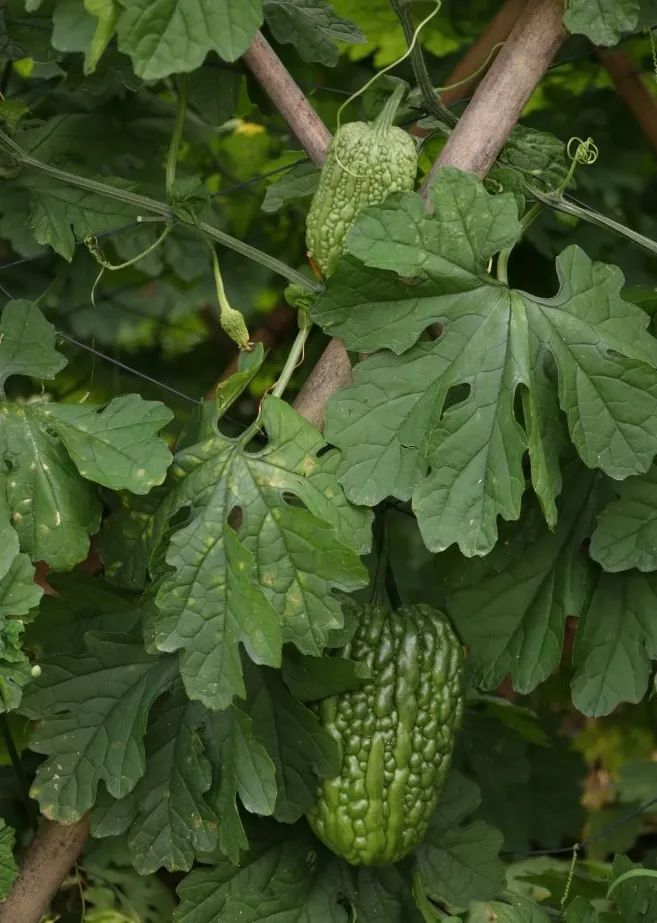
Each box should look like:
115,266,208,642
0,817,90,923
597,47,657,155
292,0,566,427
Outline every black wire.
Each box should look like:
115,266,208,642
55,332,201,406
501,794,657,859
0,159,312,276
0,280,204,407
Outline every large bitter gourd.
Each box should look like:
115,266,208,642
307,604,464,866
305,84,418,278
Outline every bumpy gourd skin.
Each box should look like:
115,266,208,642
307,604,464,866
305,120,417,278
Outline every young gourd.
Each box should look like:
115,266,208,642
305,84,418,279
307,603,464,866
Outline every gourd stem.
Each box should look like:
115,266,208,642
372,508,401,608
372,82,406,140
390,0,457,127
271,318,312,399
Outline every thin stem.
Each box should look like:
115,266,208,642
271,320,312,399
436,42,504,95
496,248,510,285
390,0,457,126
525,181,657,257
0,129,319,289
166,75,189,199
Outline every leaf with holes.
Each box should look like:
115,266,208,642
146,396,369,710
20,633,178,822
115,0,263,78
316,168,657,555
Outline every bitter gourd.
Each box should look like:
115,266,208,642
307,604,464,866
305,84,418,278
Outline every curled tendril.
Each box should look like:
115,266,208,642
567,136,599,166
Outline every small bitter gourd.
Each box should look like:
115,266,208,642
307,604,464,866
305,84,418,278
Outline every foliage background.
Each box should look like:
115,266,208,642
2,1,657,921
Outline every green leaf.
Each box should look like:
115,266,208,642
281,647,367,700
92,685,217,874
263,0,364,66
148,397,369,710
572,571,657,716
0,401,101,568
565,896,599,923
0,300,67,392
43,395,173,493
563,0,639,46
482,896,551,922
0,393,171,570
21,633,178,822
262,162,319,214
499,125,570,192
608,854,657,918
0,522,43,712
590,466,657,572
319,169,657,555
347,866,424,923
616,758,657,802
527,739,585,849
98,493,160,591
414,770,505,910
0,819,17,900
445,464,599,694
456,712,532,851
201,704,277,863
188,67,241,127
25,174,141,261
24,572,139,656
115,0,263,79
174,837,347,923
245,665,339,822
83,0,120,73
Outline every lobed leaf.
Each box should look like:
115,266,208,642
115,0,263,79
318,169,657,555
0,819,17,901
148,396,369,710
263,0,364,66
21,633,178,822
